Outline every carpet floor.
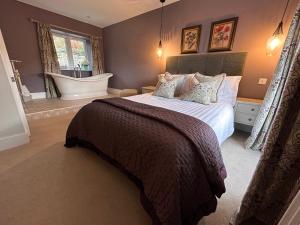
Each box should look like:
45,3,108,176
0,113,261,225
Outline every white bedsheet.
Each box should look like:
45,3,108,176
125,93,234,144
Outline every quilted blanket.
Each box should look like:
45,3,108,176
65,98,227,225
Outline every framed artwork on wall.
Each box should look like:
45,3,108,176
181,25,201,54
208,17,239,52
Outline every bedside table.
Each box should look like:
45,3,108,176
234,97,263,132
120,89,138,97
142,86,156,94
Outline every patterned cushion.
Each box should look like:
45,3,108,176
157,72,185,96
153,75,177,98
181,82,214,105
194,73,226,102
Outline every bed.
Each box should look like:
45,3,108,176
65,52,247,225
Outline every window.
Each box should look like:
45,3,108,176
52,30,92,71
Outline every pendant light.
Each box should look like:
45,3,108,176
266,0,290,56
157,0,165,58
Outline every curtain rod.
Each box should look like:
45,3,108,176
29,18,102,39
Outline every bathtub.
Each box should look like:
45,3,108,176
46,72,113,100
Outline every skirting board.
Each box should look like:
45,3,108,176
31,92,46,99
0,132,30,151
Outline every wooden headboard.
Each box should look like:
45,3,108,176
166,52,247,76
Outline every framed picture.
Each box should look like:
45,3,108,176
208,17,238,52
181,25,201,54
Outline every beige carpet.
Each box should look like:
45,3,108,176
0,113,261,225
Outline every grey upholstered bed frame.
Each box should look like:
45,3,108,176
166,52,247,76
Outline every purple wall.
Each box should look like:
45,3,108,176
103,0,298,99
0,0,102,93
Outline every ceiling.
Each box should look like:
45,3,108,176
18,0,180,28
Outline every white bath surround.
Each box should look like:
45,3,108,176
46,73,113,100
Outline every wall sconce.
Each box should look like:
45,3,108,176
266,0,290,56
157,0,165,59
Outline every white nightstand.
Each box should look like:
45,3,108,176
142,86,156,94
234,97,263,132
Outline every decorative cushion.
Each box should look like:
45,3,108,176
181,82,214,105
153,74,177,98
194,73,226,102
157,72,185,96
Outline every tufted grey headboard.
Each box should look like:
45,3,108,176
166,52,247,76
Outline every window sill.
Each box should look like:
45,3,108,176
60,69,92,72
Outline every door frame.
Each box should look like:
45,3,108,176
0,30,30,137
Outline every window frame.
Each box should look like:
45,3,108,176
51,29,92,71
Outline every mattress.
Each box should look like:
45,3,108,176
125,93,235,144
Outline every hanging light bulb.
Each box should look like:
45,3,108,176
157,0,165,58
266,0,290,56
157,40,163,58
266,22,284,56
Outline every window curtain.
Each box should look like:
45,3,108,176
90,36,104,75
36,22,61,98
245,5,300,151
232,4,300,225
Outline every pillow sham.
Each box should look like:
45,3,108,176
153,75,177,98
194,73,226,102
217,76,242,106
181,82,214,105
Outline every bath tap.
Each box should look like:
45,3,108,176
77,64,82,78
73,66,82,78
73,67,77,78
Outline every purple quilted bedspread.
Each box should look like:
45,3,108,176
65,98,227,225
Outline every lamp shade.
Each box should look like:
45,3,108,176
266,0,290,56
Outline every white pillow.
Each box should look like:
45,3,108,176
179,73,198,95
217,76,242,106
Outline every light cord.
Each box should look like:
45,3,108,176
159,1,164,42
281,0,291,22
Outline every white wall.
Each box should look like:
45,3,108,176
0,30,29,151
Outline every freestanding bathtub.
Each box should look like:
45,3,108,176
46,72,113,100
